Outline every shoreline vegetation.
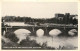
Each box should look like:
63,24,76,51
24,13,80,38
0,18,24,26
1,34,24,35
2,31,78,50
2,13,78,25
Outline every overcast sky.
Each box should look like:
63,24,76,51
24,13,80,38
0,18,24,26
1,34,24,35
2,2,78,18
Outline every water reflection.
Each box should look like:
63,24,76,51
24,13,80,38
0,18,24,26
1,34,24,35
30,36,77,49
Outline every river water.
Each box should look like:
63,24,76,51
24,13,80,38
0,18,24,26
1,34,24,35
5,22,32,26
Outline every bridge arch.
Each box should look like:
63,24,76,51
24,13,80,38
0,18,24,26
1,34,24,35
14,29,31,35
6,27,34,36
36,28,44,37
49,29,62,36
68,29,78,36
33,27,48,36
47,27,64,36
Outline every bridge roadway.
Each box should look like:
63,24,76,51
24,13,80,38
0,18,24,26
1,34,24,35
2,25,78,36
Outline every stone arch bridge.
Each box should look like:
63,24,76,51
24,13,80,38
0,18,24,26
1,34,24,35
2,26,78,36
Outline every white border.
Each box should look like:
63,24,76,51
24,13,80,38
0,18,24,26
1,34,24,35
0,0,79,51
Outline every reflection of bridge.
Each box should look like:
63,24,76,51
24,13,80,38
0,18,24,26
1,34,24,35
2,25,78,36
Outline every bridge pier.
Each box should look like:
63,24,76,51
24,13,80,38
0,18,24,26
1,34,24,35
2,28,6,35
44,27,49,36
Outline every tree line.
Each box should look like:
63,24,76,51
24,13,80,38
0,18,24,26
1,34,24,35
2,15,78,25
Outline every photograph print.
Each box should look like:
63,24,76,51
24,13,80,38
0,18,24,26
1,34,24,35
1,2,78,50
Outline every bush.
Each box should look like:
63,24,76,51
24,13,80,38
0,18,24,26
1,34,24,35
19,37,40,47
5,32,19,43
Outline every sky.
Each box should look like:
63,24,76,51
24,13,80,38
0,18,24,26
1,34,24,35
2,2,78,18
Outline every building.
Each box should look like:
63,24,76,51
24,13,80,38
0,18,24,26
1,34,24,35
55,13,64,24
55,13,78,24
64,13,70,24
